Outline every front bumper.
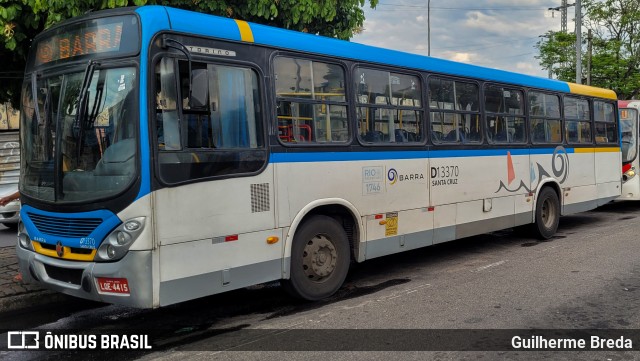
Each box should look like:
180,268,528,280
17,246,155,308
0,200,20,225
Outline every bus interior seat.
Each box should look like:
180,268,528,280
363,130,384,143
395,129,409,142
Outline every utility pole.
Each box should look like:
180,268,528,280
428,0,431,56
576,0,582,84
548,1,575,33
587,29,592,85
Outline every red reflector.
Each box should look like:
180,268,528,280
97,277,130,294
428,207,435,212
225,235,239,242
623,163,632,174
374,214,383,219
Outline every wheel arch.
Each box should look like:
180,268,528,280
534,179,562,219
282,199,364,279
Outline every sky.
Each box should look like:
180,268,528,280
352,0,577,79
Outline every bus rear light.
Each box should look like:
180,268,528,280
225,235,238,242
97,277,130,295
623,166,636,182
623,163,632,174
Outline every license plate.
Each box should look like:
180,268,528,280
97,277,130,294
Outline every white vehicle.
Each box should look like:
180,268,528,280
0,130,20,230
16,6,622,308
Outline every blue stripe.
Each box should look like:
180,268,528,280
135,7,171,200
269,148,570,163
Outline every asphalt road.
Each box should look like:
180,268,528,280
3,201,640,360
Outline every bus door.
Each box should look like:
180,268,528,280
620,106,639,199
152,47,277,305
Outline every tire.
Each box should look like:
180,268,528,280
282,215,350,301
532,187,560,240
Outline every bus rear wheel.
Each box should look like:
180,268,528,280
283,215,350,301
533,187,560,240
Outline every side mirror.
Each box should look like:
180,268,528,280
190,69,208,109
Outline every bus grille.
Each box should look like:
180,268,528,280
27,213,102,238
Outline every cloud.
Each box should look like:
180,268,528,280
352,0,569,78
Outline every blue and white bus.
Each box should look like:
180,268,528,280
17,6,621,308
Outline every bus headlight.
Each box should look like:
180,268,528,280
18,221,34,251
95,217,145,262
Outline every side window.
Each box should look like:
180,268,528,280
274,56,349,144
155,58,181,150
155,57,266,184
529,91,562,144
484,85,526,144
429,78,480,144
594,100,617,144
564,96,592,144
356,67,423,144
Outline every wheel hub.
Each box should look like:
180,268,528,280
302,234,337,281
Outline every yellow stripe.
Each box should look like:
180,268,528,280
567,83,617,100
574,147,620,153
234,20,254,43
33,241,96,262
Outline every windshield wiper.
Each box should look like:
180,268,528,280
74,60,99,165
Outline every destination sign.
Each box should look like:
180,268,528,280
33,15,139,66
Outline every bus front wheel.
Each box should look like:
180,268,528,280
283,215,350,301
533,187,560,239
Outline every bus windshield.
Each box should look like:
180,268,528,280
621,108,638,164
20,66,138,203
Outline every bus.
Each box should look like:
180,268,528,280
619,100,640,200
17,6,622,308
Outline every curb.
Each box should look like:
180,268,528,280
0,289,73,314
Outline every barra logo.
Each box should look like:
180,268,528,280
387,167,425,186
388,168,399,185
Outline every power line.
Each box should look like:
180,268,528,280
377,3,550,11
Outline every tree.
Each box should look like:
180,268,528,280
0,0,378,107
535,0,640,99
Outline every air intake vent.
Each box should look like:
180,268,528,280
27,213,102,238
250,183,270,213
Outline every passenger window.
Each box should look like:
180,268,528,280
564,96,592,144
484,85,526,144
594,100,617,144
429,78,481,144
275,57,349,144
529,92,562,144
355,67,424,144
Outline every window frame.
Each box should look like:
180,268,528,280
593,99,618,145
562,95,594,145
354,64,426,146
427,75,482,145
273,53,351,147
483,83,528,145
151,50,269,186
528,90,563,145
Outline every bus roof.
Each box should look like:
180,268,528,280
136,6,616,100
